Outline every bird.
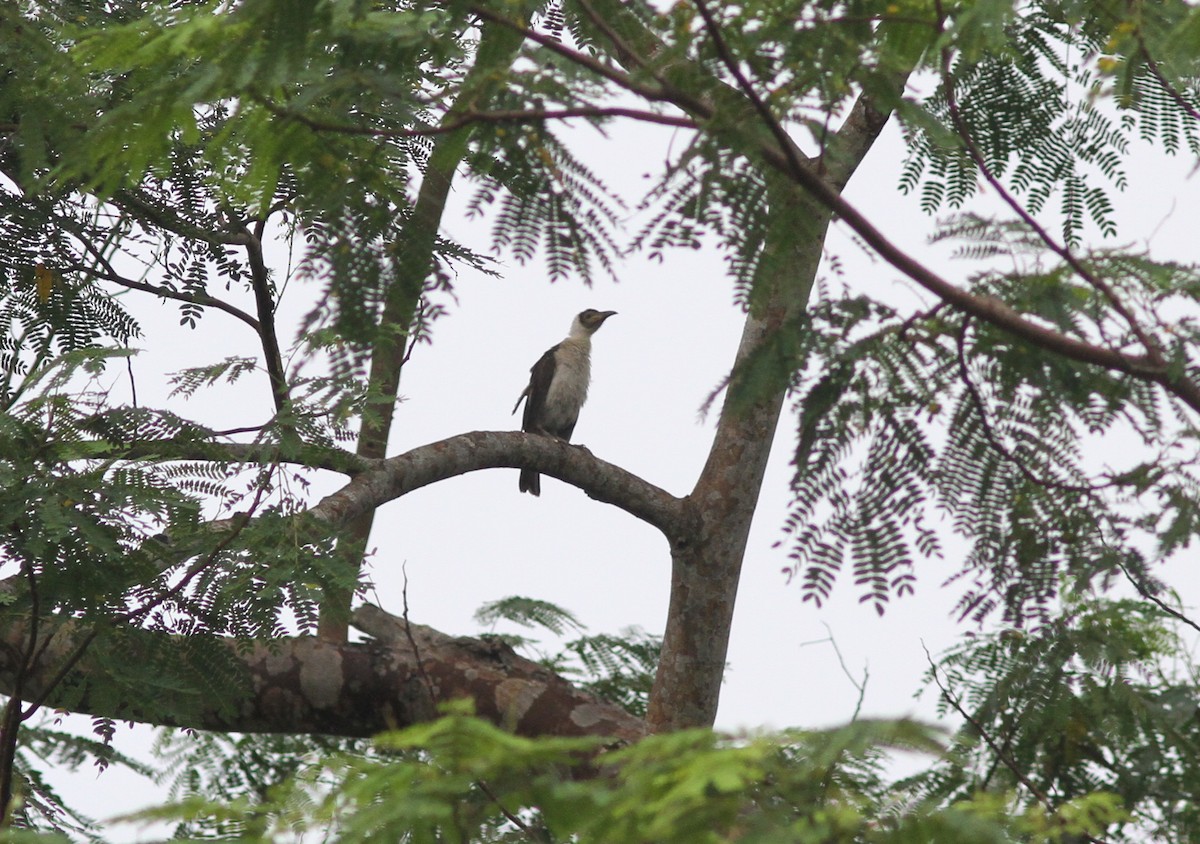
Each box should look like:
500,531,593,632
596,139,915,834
512,308,617,495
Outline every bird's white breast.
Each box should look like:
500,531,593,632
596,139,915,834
543,338,591,429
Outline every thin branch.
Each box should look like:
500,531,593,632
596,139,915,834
922,644,1111,844
954,319,1101,495
924,643,1049,801
74,262,262,331
691,0,809,177
470,6,679,109
1134,31,1200,124
800,623,868,721
476,779,550,843
932,2,1167,369
260,99,697,136
112,189,250,248
575,0,656,76
400,563,436,705
240,223,289,414
54,205,263,331
1116,560,1200,637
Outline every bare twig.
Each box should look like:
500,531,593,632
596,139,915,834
801,622,868,721
1116,561,1200,637
400,563,436,705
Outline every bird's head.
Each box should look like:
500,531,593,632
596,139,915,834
572,309,617,336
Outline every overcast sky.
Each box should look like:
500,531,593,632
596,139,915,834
40,94,1200,838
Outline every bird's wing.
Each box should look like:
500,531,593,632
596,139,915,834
521,344,559,433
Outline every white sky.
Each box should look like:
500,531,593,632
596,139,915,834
38,99,1200,838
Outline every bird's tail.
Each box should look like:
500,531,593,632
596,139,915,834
519,469,540,496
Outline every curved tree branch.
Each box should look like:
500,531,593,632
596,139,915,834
311,431,689,542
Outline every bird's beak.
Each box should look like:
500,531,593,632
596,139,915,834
600,310,617,321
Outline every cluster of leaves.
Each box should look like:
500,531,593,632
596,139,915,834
899,0,1200,245
760,216,1200,622
116,703,1127,843
910,596,1200,842
474,595,660,718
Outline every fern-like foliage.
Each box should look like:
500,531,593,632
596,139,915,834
773,215,1200,623
899,3,1200,246
474,596,660,717
122,706,1125,843
909,595,1200,842
0,194,140,403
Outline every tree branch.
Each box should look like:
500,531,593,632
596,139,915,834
310,431,688,541
241,220,290,414
80,439,373,476
323,20,528,641
0,607,648,744
259,99,697,136
111,189,250,248
72,262,262,332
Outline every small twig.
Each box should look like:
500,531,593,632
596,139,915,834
1133,32,1200,124
1116,561,1200,637
475,779,549,843
125,354,138,409
801,622,868,721
400,563,436,705
923,642,1050,803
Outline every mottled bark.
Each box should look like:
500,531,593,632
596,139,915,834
0,605,647,744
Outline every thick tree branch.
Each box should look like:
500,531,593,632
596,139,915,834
0,607,648,744
322,21,527,641
311,431,688,542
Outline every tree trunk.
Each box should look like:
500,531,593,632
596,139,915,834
648,181,831,731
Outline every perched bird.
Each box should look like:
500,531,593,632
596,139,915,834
512,308,617,495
